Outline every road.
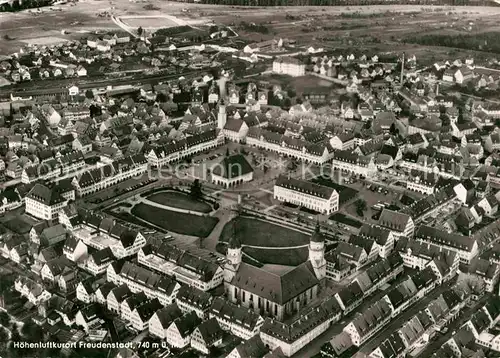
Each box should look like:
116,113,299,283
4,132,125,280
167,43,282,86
415,294,490,357
292,269,412,358
359,279,457,354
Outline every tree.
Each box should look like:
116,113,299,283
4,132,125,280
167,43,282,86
21,320,44,342
0,311,10,328
356,199,367,217
85,89,94,99
137,27,143,36
0,325,8,355
190,179,203,199
156,92,168,103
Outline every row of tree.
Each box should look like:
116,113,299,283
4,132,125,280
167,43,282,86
0,0,53,13
405,32,500,55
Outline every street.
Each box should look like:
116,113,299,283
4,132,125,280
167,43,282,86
415,294,491,357
359,279,457,354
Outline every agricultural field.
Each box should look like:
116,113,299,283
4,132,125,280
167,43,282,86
4,1,500,58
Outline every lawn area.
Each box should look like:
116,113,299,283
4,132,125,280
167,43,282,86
132,203,218,238
147,191,212,213
220,216,309,247
243,247,309,266
311,178,359,205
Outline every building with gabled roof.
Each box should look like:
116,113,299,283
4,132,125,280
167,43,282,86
343,298,392,346
208,296,263,340
149,303,183,339
358,224,395,258
166,311,202,349
260,295,341,357
378,209,414,239
369,331,406,358
175,285,212,319
414,225,478,264
116,261,180,306
25,183,69,221
191,317,224,354
211,153,253,188
334,281,364,314
466,257,500,292
130,298,163,331
138,240,223,291
274,175,339,215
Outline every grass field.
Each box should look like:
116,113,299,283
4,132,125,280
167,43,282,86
243,246,309,266
220,216,309,247
147,191,212,213
132,203,218,237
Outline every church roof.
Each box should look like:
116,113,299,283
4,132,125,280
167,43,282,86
230,262,319,305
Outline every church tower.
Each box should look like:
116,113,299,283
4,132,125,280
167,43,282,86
309,222,326,281
217,99,227,129
223,214,242,289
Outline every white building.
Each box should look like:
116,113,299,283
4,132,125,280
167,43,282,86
274,175,339,214
260,296,341,357
273,57,306,77
149,303,183,340
166,312,201,349
147,129,223,168
138,241,224,292
114,261,180,307
211,154,254,188
25,183,69,221
209,297,264,340
415,225,478,264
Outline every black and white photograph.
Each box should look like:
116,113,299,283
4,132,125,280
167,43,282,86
1,0,500,357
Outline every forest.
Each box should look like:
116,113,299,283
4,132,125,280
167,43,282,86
0,0,53,12
405,32,500,54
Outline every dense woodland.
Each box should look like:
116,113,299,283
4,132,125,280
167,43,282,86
0,0,52,12
405,32,500,54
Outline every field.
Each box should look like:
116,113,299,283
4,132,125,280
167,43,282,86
131,203,218,237
147,191,212,213
4,2,500,58
242,246,309,266
219,216,309,247
121,16,183,29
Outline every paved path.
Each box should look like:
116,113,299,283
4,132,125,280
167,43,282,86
242,243,309,250
135,196,207,216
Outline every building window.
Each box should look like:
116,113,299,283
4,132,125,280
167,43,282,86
274,304,277,315
242,291,246,302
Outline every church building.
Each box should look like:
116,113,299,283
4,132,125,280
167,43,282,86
223,221,326,320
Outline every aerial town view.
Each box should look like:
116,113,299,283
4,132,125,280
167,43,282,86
3,0,500,357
